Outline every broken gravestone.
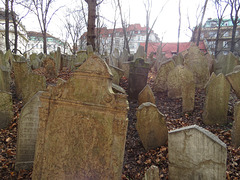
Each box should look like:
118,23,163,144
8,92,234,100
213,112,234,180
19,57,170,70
232,102,240,148
153,60,175,93
136,102,168,151
128,58,150,99
0,91,13,129
32,55,128,179
15,91,43,171
168,125,227,180
203,73,230,125
138,84,155,106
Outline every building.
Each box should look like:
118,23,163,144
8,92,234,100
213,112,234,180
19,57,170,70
193,18,240,56
0,9,28,54
26,31,71,56
80,24,160,54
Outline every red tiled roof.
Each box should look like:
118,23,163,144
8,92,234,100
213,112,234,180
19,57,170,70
140,41,207,58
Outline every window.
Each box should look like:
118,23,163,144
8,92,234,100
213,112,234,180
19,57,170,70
223,41,229,48
208,41,215,49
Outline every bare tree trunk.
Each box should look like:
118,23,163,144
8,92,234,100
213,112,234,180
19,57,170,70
197,0,208,46
5,0,10,51
177,0,181,53
43,28,47,54
10,0,18,54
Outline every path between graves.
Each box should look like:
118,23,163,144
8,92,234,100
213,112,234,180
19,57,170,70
0,69,239,179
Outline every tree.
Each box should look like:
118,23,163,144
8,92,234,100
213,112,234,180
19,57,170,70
30,0,62,54
227,0,240,53
84,0,104,51
5,0,10,51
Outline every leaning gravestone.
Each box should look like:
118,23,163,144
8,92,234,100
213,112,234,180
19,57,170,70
232,102,240,148
13,62,46,104
15,91,43,171
153,60,175,93
32,55,128,179
0,91,13,129
203,73,230,125
226,70,240,98
142,165,160,180
169,125,227,180
136,102,168,151
184,44,210,88
138,85,155,106
128,58,150,99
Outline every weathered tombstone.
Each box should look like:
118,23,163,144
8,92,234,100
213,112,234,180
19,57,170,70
142,165,160,180
30,53,41,70
0,66,11,92
153,60,175,93
109,65,124,85
75,50,87,66
138,84,155,105
134,45,146,61
203,73,230,125
0,91,13,129
122,62,131,78
119,48,129,69
222,52,239,75
172,53,184,66
226,70,240,98
15,91,43,171
136,102,168,151
169,125,227,180
128,58,150,99
32,55,128,179
184,44,210,88
4,49,14,70
232,102,240,148
110,49,119,67
42,56,57,78
13,62,46,104
205,53,214,74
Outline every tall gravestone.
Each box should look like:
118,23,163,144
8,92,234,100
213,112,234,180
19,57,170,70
15,92,43,170
203,73,230,125
138,84,155,105
169,125,227,180
128,58,150,99
32,55,128,179
136,102,168,151
233,102,240,148
0,91,13,129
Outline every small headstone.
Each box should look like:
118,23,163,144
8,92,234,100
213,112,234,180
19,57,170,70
203,73,230,125
142,165,160,180
134,45,146,61
169,125,227,180
153,60,175,92
32,55,128,179
232,102,240,148
30,53,41,70
136,102,168,151
15,91,43,171
0,91,13,129
138,85,155,105
128,58,150,99
226,70,240,98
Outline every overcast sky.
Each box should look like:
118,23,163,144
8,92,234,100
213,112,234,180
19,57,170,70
2,0,222,43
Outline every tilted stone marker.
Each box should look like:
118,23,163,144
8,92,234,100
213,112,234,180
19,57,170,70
0,91,13,129
136,102,168,151
142,165,160,180
203,73,230,125
232,102,240,148
13,62,46,104
153,60,175,93
15,91,43,170
128,58,150,99
138,84,155,105
226,70,240,98
32,55,128,179
169,125,227,180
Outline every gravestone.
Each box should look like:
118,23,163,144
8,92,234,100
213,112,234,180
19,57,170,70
184,44,210,88
205,54,214,74
138,85,155,105
134,45,146,61
4,49,14,70
13,62,46,104
128,58,150,99
222,52,239,75
136,102,168,151
169,125,227,180
142,165,160,180
172,53,184,66
232,102,240,148
109,65,124,85
122,62,131,78
15,91,43,171
119,48,128,69
226,70,240,98
32,55,128,179
0,91,13,129
30,53,41,70
0,66,11,92
42,56,57,78
75,50,87,66
153,60,175,92
203,73,230,125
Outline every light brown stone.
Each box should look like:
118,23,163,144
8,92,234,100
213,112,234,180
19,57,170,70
136,102,168,151
142,165,160,180
0,91,13,129
42,56,57,78
226,70,240,98
138,85,155,105
232,102,240,148
32,55,128,180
